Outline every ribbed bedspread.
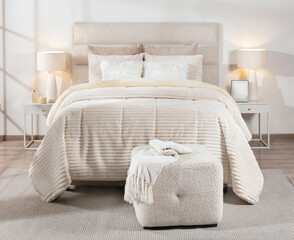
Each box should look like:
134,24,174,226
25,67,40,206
29,80,264,204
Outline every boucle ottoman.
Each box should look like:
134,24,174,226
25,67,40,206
132,144,223,228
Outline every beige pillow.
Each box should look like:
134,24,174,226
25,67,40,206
143,43,198,56
88,44,143,55
144,54,203,81
88,53,144,83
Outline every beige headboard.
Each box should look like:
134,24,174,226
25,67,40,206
72,22,224,88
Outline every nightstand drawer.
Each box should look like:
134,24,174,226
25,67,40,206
24,104,52,115
238,104,270,114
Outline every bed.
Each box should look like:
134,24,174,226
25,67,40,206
29,22,263,204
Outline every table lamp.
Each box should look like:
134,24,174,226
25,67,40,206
237,49,267,101
37,51,66,103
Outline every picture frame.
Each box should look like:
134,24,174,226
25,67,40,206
231,80,249,102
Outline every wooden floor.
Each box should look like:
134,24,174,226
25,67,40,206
0,138,294,182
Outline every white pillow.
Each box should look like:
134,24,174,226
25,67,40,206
143,62,188,80
88,53,144,83
101,61,143,81
144,54,203,81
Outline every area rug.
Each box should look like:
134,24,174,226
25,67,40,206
0,169,293,239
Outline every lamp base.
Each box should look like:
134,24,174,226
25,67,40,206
47,72,57,103
247,69,258,101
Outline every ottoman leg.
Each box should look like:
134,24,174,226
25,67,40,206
143,224,218,230
223,184,228,193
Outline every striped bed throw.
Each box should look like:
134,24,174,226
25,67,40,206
29,79,264,204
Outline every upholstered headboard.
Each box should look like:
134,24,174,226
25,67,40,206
72,22,224,88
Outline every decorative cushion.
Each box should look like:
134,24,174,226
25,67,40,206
100,61,143,81
143,62,188,80
144,54,203,81
143,43,198,55
88,53,144,83
132,144,223,228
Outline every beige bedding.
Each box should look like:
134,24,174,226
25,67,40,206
29,79,263,204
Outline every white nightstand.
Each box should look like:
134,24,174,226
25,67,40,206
237,100,270,149
24,103,53,150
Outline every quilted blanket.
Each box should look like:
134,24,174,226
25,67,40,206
29,79,264,204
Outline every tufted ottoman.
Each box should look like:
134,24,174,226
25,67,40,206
132,144,223,228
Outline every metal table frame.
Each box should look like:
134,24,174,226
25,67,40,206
24,114,42,150
250,112,270,149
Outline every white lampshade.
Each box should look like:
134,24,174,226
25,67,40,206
37,51,66,72
237,49,267,69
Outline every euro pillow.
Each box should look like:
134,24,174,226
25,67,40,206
144,54,203,81
88,53,144,83
143,62,188,80
143,43,198,56
88,43,143,55
101,61,143,81
72,44,143,65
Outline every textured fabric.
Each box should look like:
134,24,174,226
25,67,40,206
29,80,263,204
124,140,193,205
47,80,245,131
89,43,143,55
143,43,198,55
124,147,176,205
72,22,223,87
143,62,188,80
1,169,294,239
88,53,144,83
144,54,203,81
100,61,143,81
133,144,223,227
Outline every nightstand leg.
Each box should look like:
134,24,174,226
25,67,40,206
24,114,37,150
251,112,270,150
258,113,261,140
267,112,270,149
31,114,34,142
24,114,26,149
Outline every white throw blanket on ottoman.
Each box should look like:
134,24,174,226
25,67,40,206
124,139,192,205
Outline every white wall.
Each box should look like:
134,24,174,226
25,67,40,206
0,0,294,136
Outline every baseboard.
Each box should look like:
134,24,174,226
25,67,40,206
0,135,45,141
1,134,294,142
271,134,294,139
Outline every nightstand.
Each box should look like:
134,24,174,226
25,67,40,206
237,100,270,149
24,103,53,150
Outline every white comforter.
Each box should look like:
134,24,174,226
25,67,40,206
29,79,264,204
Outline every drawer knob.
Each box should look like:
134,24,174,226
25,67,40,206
42,109,45,112
248,108,251,111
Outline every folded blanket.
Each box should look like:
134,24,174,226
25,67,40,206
124,140,192,205
149,139,193,160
